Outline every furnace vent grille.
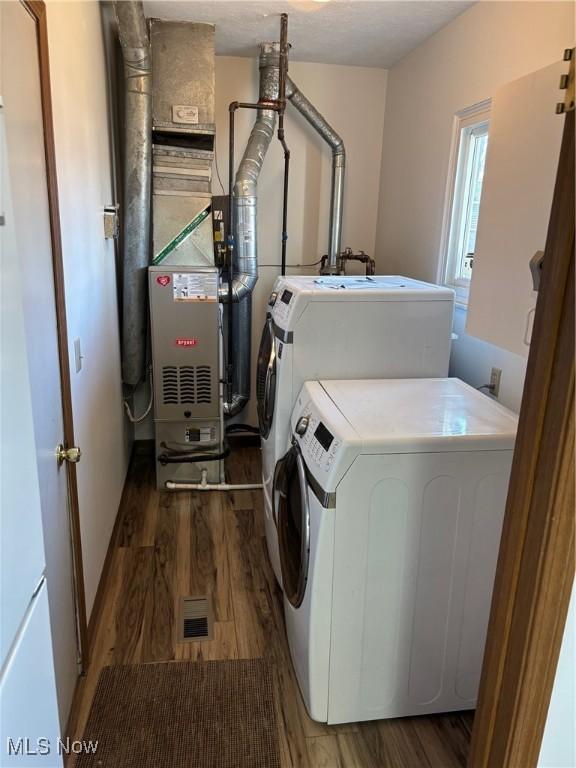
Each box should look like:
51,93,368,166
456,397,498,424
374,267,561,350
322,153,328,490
162,365,212,406
178,596,212,642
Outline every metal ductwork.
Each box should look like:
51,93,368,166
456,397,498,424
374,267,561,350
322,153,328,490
114,5,346,418
286,77,346,272
150,20,215,268
221,42,280,416
221,42,347,415
114,1,152,388
221,42,280,305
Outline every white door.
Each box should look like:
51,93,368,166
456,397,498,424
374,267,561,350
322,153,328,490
1,1,80,727
1,583,63,767
467,60,565,355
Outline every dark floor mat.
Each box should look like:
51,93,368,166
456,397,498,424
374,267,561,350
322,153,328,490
76,658,280,768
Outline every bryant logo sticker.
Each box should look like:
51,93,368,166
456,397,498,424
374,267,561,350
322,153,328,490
175,338,199,347
156,275,171,286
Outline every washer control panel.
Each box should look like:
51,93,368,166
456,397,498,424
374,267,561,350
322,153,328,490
291,382,360,488
299,414,341,472
271,286,295,326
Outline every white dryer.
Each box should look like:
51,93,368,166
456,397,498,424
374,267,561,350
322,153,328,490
274,378,517,724
256,275,455,585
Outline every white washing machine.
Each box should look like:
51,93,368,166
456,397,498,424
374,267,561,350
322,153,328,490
274,378,517,724
256,275,455,585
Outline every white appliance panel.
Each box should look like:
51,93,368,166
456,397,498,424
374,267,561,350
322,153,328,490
454,469,512,700
262,278,455,586
327,449,512,723
271,275,454,330
283,493,334,723
408,474,460,705
292,299,452,388
283,377,516,724
321,378,518,454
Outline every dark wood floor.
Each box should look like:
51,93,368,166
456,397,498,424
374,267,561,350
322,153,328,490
70,440,474,767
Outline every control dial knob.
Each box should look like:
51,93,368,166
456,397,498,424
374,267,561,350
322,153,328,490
295,415,310,436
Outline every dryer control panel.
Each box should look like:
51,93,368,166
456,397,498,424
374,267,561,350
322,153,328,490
291,381,360,488
271,286,294,326
299,415,341,473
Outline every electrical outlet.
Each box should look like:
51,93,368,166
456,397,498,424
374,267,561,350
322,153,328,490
490,367,502,398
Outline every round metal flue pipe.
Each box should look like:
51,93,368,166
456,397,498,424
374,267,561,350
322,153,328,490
114,0,152,387
221,43,281,416
285,77,346,273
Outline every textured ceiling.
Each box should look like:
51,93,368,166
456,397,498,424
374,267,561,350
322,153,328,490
143,0,475,69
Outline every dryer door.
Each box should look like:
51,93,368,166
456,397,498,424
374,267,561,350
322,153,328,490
256,316,277,438
275,441,310,608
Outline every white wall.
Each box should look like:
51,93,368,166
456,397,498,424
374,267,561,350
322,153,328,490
46,1,130,618
136,54,387,435
375,0,573,413
538,582,575,768
450,307,528,413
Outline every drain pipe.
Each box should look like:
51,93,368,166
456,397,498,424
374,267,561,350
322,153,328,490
114,1,152,387
220,43,281,417
166,468,263,492
286,78,345,273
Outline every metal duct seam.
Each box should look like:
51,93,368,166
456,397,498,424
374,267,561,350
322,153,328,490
286,77,346,272
114,1,152,387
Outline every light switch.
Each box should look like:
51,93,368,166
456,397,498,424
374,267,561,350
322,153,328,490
74,338,83,373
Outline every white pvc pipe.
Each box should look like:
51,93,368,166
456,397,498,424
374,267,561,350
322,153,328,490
165,481,263,491
166,469,262,492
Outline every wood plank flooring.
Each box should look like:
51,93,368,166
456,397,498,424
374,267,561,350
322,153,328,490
69,441,474,767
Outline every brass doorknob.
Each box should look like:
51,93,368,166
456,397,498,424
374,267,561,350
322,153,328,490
56,444,82,466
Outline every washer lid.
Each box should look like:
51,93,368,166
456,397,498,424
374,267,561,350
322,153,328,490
320,378,518,453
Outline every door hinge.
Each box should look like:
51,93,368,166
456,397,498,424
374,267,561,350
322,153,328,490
556,48,574,114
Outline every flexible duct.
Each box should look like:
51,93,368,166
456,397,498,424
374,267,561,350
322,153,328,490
114,1,152,387
286,77,345,271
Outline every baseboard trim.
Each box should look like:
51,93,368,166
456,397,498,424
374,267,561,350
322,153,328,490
65,439,136,748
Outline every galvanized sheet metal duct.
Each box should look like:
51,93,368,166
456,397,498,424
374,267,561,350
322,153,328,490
221,42,279,304
113,6,346,412
223,45,347,415
221,43,280,416
150,20,215,135
114,1,152,387
150,21,215,269
286,77,345,271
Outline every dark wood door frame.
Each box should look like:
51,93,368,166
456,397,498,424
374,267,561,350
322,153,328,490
469,79,575,766
23,0,88,672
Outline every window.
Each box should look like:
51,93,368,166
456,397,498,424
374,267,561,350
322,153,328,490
439,102,491,305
